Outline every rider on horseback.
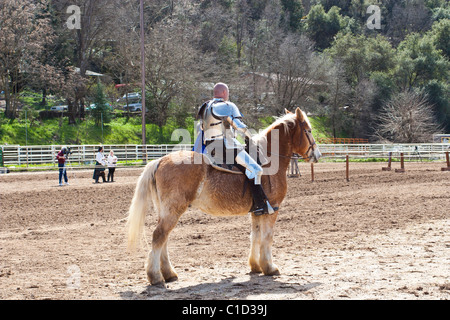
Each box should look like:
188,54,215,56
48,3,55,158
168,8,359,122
195,83,275,215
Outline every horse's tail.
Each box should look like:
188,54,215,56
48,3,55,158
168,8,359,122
126,158,160,250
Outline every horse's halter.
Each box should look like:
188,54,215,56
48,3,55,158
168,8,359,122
296,119,317,161
265,117,318,161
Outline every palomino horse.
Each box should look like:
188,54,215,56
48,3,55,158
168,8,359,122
127,107,321,286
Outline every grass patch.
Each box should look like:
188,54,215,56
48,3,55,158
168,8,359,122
0,114,197,145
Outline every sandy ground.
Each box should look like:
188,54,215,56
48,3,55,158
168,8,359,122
0,161,449,300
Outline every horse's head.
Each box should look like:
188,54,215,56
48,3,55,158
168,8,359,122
288,108,321,163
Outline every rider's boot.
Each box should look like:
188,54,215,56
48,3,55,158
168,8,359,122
248,180,276,215
235,150,276,215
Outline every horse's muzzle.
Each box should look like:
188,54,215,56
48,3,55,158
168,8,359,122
309,148,322,163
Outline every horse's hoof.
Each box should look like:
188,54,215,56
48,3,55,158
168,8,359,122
249,266,263,274
268,269,281,276
263,266,280,276
147,273,166,287
151,281,167,288
164,275,178,283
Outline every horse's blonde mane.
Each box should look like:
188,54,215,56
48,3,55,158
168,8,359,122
253,113,298,144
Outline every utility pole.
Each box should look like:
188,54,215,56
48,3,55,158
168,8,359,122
140,0,147,164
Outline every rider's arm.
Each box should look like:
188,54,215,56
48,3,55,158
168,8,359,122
226,116,252,139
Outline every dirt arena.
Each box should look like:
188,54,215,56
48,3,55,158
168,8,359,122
1,161,449,300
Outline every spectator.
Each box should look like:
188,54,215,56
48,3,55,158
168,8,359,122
56,146,69,186
107,150,118,182
93,146,106,183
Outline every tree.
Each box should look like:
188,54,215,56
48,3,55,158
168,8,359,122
374,91,442,143
348,78,376,138
429,18,450,58
424,79,450,132
143,21,200,129
0,0,54,119
280,0,304,32
395,32,449,90
233,0,250,66
50,0,129,124
385,0,432,45
91,82,110,126
320,63,352,139
305,4,345,51
267,35,330,114
325,33,396,85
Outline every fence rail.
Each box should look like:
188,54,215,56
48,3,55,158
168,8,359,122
1,143,449,167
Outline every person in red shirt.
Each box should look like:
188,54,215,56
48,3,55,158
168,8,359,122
56,146,69,186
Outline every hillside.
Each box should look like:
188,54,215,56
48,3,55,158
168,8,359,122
0,0,448,144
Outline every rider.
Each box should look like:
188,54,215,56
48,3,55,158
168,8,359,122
195,83,275,215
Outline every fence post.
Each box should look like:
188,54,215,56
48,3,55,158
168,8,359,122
382,152,392,171
442,152,450,171
51,145,55,167
346,155,349,182
395,153,405,173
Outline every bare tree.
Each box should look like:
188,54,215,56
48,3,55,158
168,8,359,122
0,0,54,119
324,63,352,139
143,20,201,129
374,91,442,143
234,0,251,67
385,0,432,45
267,35,329,114
51,0,129,123
349,78,376,138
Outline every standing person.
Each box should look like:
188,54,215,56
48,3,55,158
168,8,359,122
56,146,69,186
107,150,118,182
93,146,106,183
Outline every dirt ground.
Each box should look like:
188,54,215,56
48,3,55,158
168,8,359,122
0,161,449,300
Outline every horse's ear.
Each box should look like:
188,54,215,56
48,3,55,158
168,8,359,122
285,108,291,114
295,107,304,122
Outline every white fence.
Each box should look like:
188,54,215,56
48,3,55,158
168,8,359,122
318,143,450,160
0,144,193,167
1,143,449,167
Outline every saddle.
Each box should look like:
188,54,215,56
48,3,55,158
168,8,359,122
203,137,267,175
201,151,243,174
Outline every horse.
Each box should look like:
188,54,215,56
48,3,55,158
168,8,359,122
126,107,321,286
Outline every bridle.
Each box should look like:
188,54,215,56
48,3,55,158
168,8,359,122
299,120,317,161
265,119,317,161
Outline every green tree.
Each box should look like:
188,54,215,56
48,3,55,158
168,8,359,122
428,18,450,58
325,33,396,85
424,80,450,132
395,32,449,90
92,83,111,126
280,0,304,33
305,5,346,51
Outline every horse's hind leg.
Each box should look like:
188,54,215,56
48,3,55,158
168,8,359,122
146,207,182,286
160,240,178,282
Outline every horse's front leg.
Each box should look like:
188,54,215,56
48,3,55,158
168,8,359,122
249,214,263,273
258,212,280,276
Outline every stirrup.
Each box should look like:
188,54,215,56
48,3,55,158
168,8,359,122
252,201,277,216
